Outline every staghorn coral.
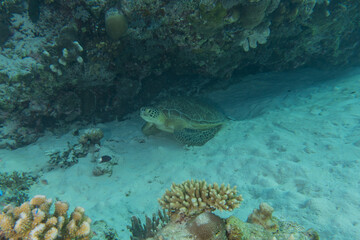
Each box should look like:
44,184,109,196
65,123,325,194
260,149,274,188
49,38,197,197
0,195,92,240
143,183,319,240
158,180,243,218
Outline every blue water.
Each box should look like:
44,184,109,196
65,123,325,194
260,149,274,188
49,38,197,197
1,68,359,239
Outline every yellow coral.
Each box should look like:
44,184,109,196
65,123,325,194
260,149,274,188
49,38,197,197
0,195,92,240
158,180,243,218
30,195,47,206
66,219,77,237
14,212,31,235
76,222,91,237
44,227,58,240
54,201,69,216
13,202,31,218
45,217,58,228
71,211,83,222
32,208,46,226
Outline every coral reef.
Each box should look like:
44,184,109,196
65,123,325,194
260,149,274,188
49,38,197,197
0,172,38,206
0,195,92,239
0,0,359,148
130,181,319,240
158,180,243,219
45,128,104,171
127,210,169,240
226,212,320,240
45,128,118,176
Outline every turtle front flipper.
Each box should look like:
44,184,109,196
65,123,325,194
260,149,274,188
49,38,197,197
142,123,161,136
173,125,221,146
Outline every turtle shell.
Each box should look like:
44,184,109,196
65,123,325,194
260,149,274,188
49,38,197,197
155,97,226,127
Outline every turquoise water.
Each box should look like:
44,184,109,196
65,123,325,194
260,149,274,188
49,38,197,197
0,1,360,239
1,68,359,239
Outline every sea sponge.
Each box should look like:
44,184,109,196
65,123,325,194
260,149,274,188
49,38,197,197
0,195,92,240
105,8,128,40
187,212,227,240
158,180,243,218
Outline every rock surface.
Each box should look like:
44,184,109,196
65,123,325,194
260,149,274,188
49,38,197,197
0,0,359,148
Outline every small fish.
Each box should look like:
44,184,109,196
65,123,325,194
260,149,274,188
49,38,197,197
0,189,3,196
41,179,48,185
98,155,112,163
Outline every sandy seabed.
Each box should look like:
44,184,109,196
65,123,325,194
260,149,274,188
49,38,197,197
1,68,359,239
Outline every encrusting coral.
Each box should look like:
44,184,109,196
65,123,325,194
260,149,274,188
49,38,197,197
158,180,243,219
0,195,92,240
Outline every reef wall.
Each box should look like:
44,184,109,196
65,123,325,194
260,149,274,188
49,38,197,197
0,0,359,148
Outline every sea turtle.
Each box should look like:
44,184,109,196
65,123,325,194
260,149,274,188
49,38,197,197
140,97,227,146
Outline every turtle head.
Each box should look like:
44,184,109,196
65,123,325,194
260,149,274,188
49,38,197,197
140,107,165,125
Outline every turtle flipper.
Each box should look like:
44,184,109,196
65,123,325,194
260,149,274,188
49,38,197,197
173,126,221,146
142,123,160,136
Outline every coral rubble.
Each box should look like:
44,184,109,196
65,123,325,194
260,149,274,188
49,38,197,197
0,171,38,206
0,195,92,239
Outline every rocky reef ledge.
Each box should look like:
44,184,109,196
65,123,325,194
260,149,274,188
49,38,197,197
0,0,359,148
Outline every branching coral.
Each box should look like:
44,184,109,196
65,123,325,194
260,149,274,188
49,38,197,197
158,180,243,218
127,210,169,240
0,195,92,240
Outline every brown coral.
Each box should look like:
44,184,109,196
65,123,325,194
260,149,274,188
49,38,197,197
158,180,243,218
0,195,91,240
186,212,227,240
247,202,278,231
54,201,69,216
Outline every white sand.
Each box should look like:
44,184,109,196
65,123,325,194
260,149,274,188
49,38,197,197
0,68,359,239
